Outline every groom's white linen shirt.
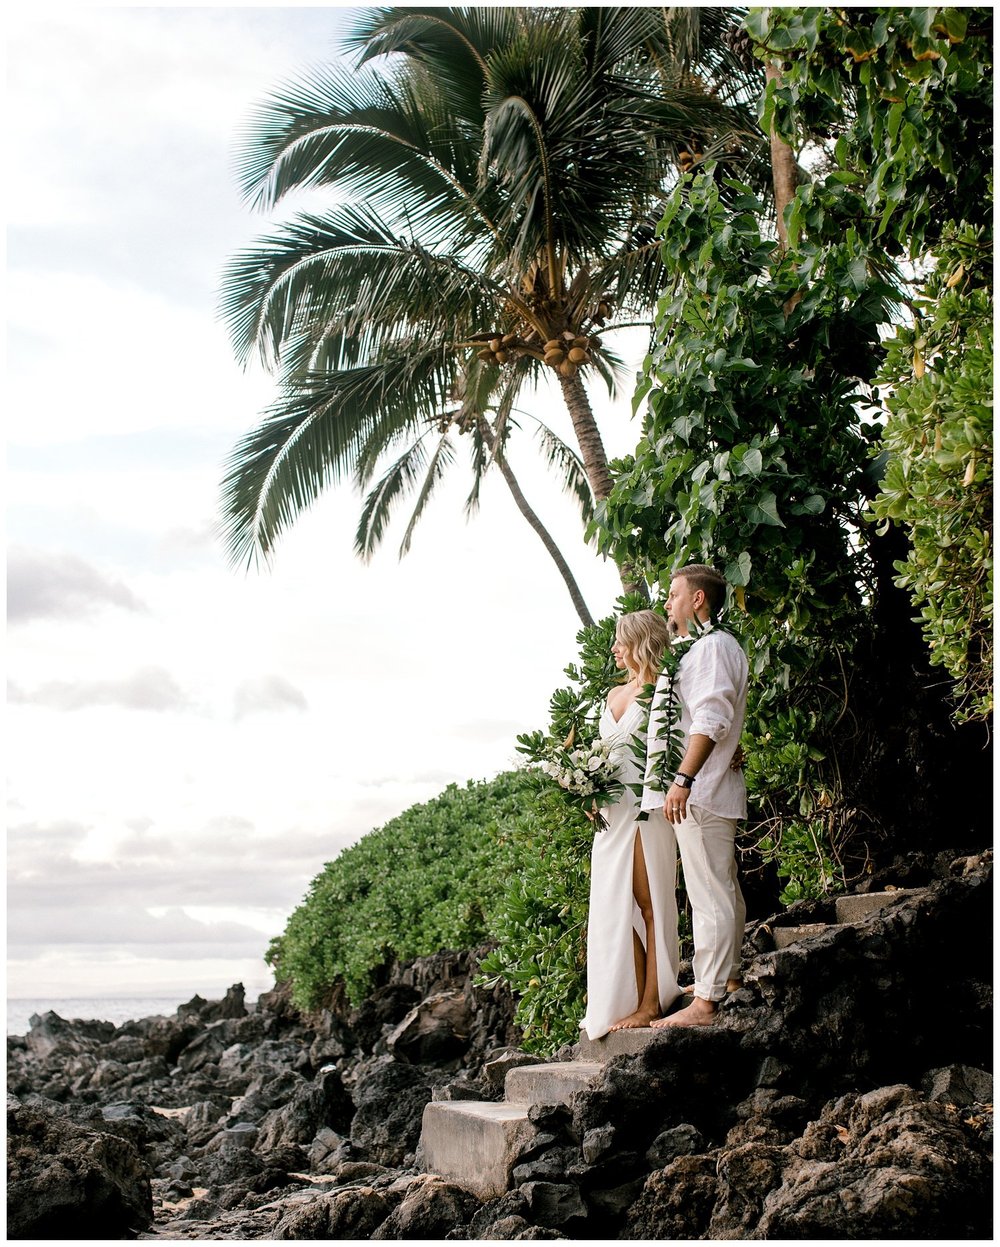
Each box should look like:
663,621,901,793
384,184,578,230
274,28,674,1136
641,628,749,820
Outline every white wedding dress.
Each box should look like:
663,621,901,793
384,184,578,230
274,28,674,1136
580,697,681,1040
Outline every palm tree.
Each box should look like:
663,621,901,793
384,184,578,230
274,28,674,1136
219,5,759,609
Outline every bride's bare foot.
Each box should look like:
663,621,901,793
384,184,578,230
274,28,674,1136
651,996,718,1028
609,1008,661,1031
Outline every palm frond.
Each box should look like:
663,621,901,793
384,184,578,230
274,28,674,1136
236,62,504,253
219,2,772,596
398,430,456,557
530,419,595,524
219,346,455,569
219,205,503,370
355,432,434,560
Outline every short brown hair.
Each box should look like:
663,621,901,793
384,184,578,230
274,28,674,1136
673,564,727,616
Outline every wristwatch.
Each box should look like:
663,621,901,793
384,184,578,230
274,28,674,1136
674,772,695,789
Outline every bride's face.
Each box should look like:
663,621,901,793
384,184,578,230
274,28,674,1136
611,634,634,674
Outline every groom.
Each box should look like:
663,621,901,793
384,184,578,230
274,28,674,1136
641,564,748,1027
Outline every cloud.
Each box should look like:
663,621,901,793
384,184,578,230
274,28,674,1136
156,520,221,560
8,666,191,712
234,675,308,719
7,904,267,953
7,817,357,917
8,546,146,623
6,820,90,870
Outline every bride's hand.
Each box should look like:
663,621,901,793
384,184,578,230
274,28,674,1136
730,743,746,771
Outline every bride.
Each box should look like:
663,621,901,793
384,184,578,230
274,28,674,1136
580,610,681,1039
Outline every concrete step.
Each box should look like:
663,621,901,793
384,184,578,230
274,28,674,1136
834,888,924,924
770,889,927,950
420,1100,536,1201
504,1060,603,1106
772,922,834,949
577,1026,665,1061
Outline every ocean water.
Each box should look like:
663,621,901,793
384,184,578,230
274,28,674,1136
7,995,205,1037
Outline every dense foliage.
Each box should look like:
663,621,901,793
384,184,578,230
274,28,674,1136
267,770,543,1009
871,227,992,719
595,167,885,904
589,4,993,889
756,6,993,722
478,786,594,1054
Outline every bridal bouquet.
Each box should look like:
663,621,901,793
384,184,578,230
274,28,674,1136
517,730,624,831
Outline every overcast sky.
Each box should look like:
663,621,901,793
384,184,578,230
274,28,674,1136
7,4,645,1004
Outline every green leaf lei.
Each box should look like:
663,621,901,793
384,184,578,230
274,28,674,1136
633,619,726,801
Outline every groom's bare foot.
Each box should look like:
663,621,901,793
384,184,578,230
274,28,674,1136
651,996,718,1028
609,1008,661,1031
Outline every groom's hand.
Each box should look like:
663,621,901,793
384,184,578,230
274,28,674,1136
664,782,689,825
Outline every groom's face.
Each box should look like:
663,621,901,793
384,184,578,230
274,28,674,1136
666,576,703,637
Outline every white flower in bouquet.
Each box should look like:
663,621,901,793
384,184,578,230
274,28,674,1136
518,726,629,831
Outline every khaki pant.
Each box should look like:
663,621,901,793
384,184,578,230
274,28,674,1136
672,803,745,1001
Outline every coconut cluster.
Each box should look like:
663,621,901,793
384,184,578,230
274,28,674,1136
475,332,521,366
474,328,601,376
541,332,597,378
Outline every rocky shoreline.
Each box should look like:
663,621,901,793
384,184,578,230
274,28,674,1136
7,849,993,1240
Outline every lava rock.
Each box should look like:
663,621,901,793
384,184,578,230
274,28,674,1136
24,1012,115,1060
274,1185,394,1238
7,1095,153,1240
921,1063,993,1107
350,1059,433,1167
371,1173,480,1239
622,1152,722,1240
387,989,473,1064
348,982,423,1051
481,1048,538,1094
748,1085,992,1239
519,1180,587,1229
645,1122,705,1168
253,1068,353,1151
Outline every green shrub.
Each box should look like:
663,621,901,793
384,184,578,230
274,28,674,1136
479,785,593,1055
267,769,545,1009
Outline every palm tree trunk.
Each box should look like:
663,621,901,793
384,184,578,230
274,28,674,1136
557,371,650,600
477,417,596,628
766,64,797,249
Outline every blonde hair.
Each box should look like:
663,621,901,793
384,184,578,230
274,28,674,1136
616,610,671,686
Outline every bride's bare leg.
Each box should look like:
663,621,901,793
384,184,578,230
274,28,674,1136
610,832,662,1030
633,929,646,1001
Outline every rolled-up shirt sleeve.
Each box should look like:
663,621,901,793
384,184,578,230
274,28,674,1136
684,641,739,741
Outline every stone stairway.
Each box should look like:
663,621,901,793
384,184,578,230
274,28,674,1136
421,1061,604,1199
420,888,925,1197
769,887,924,949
